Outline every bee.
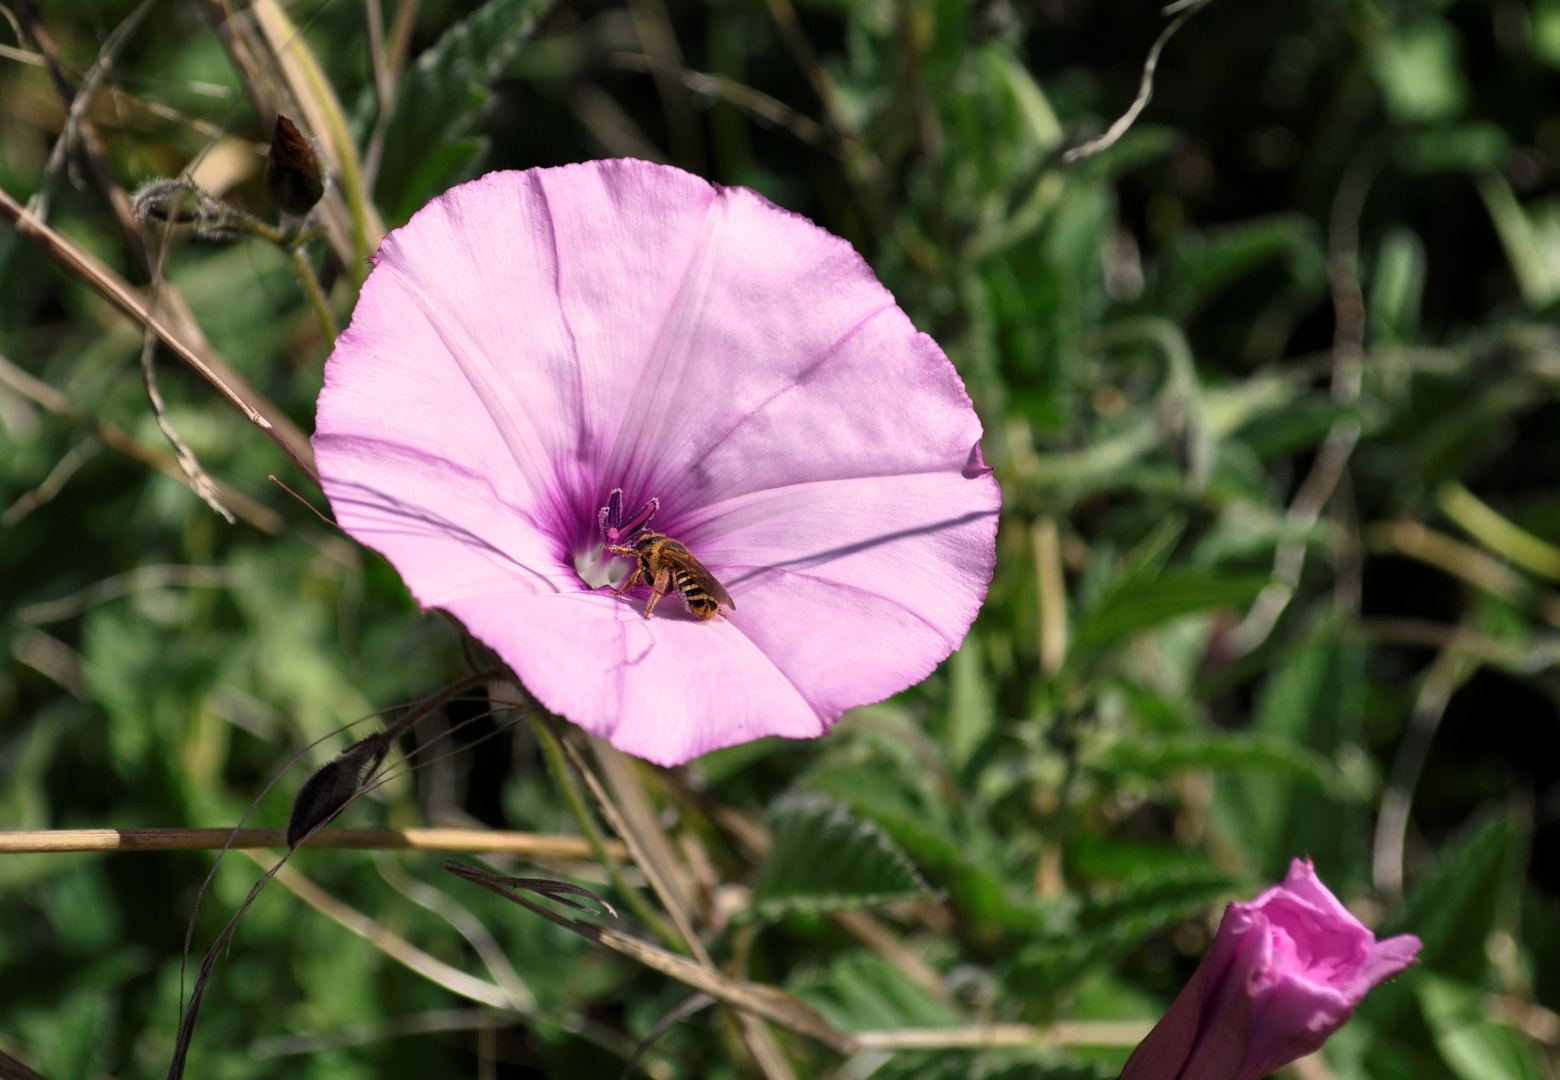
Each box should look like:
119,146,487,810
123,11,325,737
606,531,735,620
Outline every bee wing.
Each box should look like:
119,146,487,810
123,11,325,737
661,547,736,610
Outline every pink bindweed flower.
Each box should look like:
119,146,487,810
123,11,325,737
312,160,1000,766
1120,859,1421,1080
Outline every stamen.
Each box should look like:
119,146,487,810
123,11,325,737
598,488,659,545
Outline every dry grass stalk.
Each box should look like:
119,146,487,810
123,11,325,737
0,827,623,857
0,188,319,480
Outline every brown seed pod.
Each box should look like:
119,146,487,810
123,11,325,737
265,115,326,215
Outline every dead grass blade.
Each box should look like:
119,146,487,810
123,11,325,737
0,827,623,856
444,859,860,1056
0,353,283,531
241,850,515,1008
0,188,319,482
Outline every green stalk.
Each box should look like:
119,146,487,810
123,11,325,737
289,246,338,344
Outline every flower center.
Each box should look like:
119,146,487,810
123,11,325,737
576,488,661,590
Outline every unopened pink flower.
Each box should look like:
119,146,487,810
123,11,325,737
1121,859,1421,1080
313,160,1000,766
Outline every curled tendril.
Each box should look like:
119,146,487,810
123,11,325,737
130,177,280,244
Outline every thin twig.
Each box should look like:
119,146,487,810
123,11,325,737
446,860,860,1056
1,435,100,526
241,850,515,1008
1226,148,1379,656
758,0,862,156
578,738,706,959
0,353,282,531
0,185,320,482
26,0,158,220
530,714,682,951
851,1021,1155,1051
1372,648,1469,901
0,827,623,856
1365,520,1534,607
624,0,703,172
142,217,236,523
619,993,716,1080
607,53,838,155
362,0,420,187
18,564,236,623
1063,0,1213,164
375,854,538,1013
1350,618,1560,671
385,0,419,82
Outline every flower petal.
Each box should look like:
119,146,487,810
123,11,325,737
444,590,824,765
315,160,1000,764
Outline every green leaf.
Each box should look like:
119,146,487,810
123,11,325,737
1089,732,1350,795
1369,226,1428,347
750,793,932,919
1001,869,1233,999
1372,18,1467,124
788,951,959,1031
1393,811,1524,981
1211,640,1372,882
1416,973,1548,1080
945,636,995,774
375,0,555,219
1071,570,1270,654
1159,215,1326,317
1535,0,1560,67
1397,124,1511,174
1475,173,1560,308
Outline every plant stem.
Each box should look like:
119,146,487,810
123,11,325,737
530,715,684,952
290,245,338,343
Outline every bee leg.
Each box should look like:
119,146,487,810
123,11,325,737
611,564,643,597
643,565,673,619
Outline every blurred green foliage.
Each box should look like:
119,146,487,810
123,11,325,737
3,0,1560,1075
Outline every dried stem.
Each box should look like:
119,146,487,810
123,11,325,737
607,53,839,155
241,850,515,1008
27,0,157,220
1372,648,1470,901
375,854,537,1012
363,0,421,187
1226,148,1379,656
1033,517,1068,675
0,353,283,531
579,739,802,1080
142,220,237,523
851,1021,1154,1051
446,860,860,1056
0,185,320,482
0,827,623,856
530,715,682,950
1,436,100,526
1063,0,1213,164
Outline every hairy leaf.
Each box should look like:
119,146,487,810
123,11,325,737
375,0,554,219
751,793,932,918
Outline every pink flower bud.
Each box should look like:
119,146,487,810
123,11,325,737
1121,859,1421,1080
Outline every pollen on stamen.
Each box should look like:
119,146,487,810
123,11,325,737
577,489,658,589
